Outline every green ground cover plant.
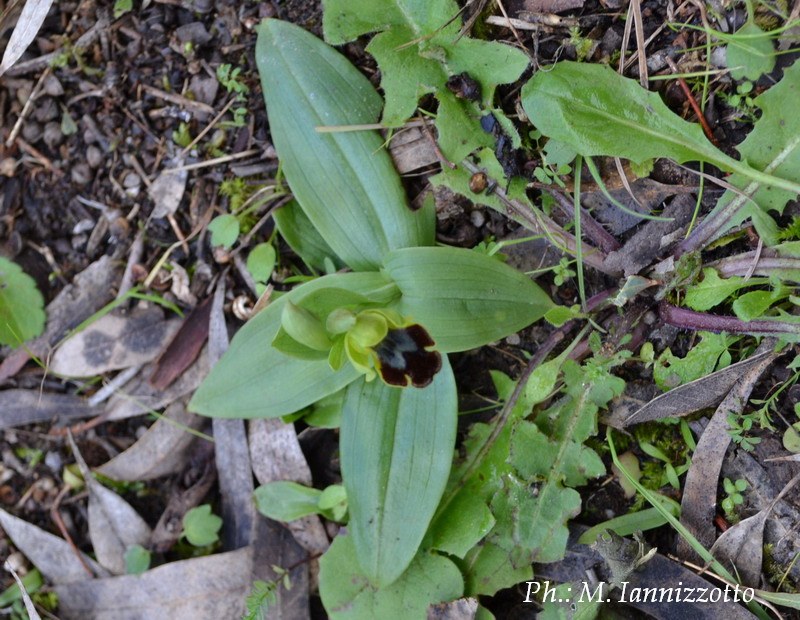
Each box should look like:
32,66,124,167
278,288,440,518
188,3,800,618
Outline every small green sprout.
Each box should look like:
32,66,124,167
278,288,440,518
721,477,748,518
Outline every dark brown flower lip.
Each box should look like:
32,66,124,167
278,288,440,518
374,324,442,388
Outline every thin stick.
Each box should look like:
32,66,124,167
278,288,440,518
631,0,649,87
665,57,718,145
50,485,95,577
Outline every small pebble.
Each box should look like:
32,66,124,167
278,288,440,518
506,334,521,346
42,74,64,96
42,121,63,149
21,121,42,143
123,171,141,197
34,97,58,123
71,162,92,186
470,209,486,228
86,145,104,168
44,450,63,471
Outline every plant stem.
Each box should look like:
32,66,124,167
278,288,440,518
658,301,800,336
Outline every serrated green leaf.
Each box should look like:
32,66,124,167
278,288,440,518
323,0,528,161
246,243,277,283
274,200,343,272
384,246,554,353
254,481,323,521
520,61,800,198
207,214,239,249
0,258,46,347
684,268,767,311
256,19,432,271
319,533,463,619
654,332,734,390
182,504,222,546
672,62,800,247
189,272,398,419
460,540,533,596
727,22,775,81
341,358,457,587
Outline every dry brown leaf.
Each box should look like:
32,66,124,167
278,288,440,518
389,126,439,174
0,0,55,77
150,296,212,390
0,256,121,381
710,473,800,587
149,160,188,219
55,547,254,620
0,389,98,430
207,280,256,549
96,401,204,481
0,507,108,584
50,305,180,377
427,598,479,619
104,348,209,421
607,347,778,427
677,341,778,559
68,434,152,575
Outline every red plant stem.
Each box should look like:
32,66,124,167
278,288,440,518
658,301,800,336
665,57,718,146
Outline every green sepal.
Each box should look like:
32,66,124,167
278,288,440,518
189,271,397,419
280,301,333,352
383,246,554,353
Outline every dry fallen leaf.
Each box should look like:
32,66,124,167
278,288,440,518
51,304,180,377
0,0,56,77
97,401,205,481
55,546,254,620
0,507,108,584
69,434,152,575
0,389,98,430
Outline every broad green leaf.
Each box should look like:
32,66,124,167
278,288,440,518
319,534,463,618
0,257,45,347
189,272,399,419
207,214,239,248
254,481,322,521
274,200,343,272
732,289,777,321
727,22,775,81
520,61,800,198
384,246,554,353
246,243,276,283
684,268,767,311
341,358,457,587
323,0,528,161
256,19,432,271
695,61,800,245
182,504,222,546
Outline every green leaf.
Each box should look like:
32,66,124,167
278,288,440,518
274,200,343,272
732,289,777,321
702,61,800,244
520,61,800,197
0,257,45,347
207,214,240,249
654,332,734,390
727,22,775,81
182,504,222,546
189,272,398,419
246,243,277,283
684,268,767,311
124,544,151,575
341,358,458,587
256,19,432,271
460,540,533,596
323,0,528,162
254,481,323,521
783,422,800,453
384,246,554,353
319,533,463,619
